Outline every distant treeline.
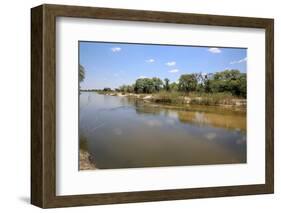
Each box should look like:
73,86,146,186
84,70,246,98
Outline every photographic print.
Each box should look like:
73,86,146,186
79,41,247,170
31,5,274,207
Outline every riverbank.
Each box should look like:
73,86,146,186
96,91,246,108
79,149,97,170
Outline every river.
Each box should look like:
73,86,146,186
79,92,246,169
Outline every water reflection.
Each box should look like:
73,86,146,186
79,92,246,169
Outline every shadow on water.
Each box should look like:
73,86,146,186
79,92,247,170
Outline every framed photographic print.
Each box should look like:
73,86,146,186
31,4,274,208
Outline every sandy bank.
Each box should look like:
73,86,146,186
79,149,97,170
102,92,246,108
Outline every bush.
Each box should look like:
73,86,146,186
152,91,185,104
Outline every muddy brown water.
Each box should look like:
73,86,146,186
79,92,246,169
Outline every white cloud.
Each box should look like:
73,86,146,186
169,69,179,73
208,48,221,54
230,57,247,64
111,47,121,52
166,61,176,66
146,59,155,63
138,75,147,79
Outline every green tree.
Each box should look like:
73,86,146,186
79,64,85,83
208,70,246,97
204,79,212,93
178,74,198,93
238,73,247,97
134,78,153,93
103,87,112,92
134,78,145,93
119,85,127,92
170,82,179,91
164,78,170,91
194,73,207,93
143,78,155,93
119,84,134,93
152,77,163,92
134,77,163,93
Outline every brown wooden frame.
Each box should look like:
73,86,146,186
31,4,274,208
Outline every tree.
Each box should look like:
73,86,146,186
112,69,246,98
143,78,155,93
164,78,170,91
134,77,163,93
193,73,207,93
119,85,126,92
178,74,198,93
103,87,112,92
119,84,134,93
208,70,246,97
238,73,247,98
152,77,163,92
134,78,148,93
170,82,178,91
79,64,85,83
204,79,211,93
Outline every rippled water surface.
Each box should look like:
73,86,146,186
79,92,246,169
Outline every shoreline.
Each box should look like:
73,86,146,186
89,91,246,110
79,149,97,170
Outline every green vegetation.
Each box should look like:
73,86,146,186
178,74,198,93
152,91,185,104
82,69,246,107
134,77,163,93
164,78,170,91
79,64,85,93
206,70,246,97
116,69,246,98
79,64,85,83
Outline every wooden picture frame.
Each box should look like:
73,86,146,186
31,4,274,208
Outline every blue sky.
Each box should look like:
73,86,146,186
79,41,247,90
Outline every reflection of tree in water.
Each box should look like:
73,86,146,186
79,134,89,151
131,101,246,132
87,93,92,105
117,96,245,133
112,94,243,133
122,97,164,116
120,97,143,107
193,112,210,124
135,106,163,116
177,110,246,132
